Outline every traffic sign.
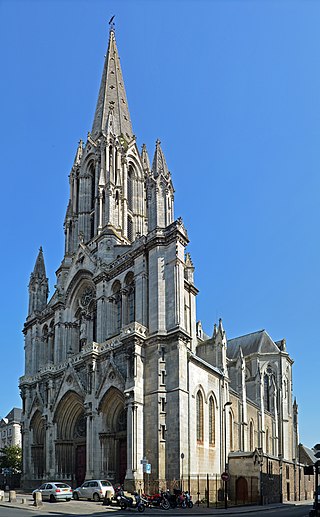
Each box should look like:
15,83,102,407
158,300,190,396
221,472,230,482
145,463,151,474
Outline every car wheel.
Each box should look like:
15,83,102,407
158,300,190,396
120,500,127,510
93,492,100,502
138,503,145,512
50,494,56,503
73,492,79,500
66,498,71,502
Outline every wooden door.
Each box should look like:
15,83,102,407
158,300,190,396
118,439,127,484
75,445,86,487
236,476,248,504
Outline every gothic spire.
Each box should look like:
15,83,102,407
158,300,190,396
28,247,48,316
151,139,169,178
91,26,133,141
32,246,46,279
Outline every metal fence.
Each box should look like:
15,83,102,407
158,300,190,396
141,474,260,507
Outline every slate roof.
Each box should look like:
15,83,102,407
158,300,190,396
227,329,280,359
299,444,318,465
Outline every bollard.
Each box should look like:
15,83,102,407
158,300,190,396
33,492,43,507
21,497,27,504
9,490,17,503
0,490,4,501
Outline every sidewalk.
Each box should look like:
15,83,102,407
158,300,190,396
0,492,314,516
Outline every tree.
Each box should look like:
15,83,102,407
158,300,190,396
0,445,22,472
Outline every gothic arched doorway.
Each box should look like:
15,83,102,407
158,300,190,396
99,387,127,484
236,476,248,505
30,410,45,480
54,391,86,486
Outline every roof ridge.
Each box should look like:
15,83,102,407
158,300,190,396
228,329,266,342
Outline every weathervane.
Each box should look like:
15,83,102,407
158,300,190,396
109,15,115,33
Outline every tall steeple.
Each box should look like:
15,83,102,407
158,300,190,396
28,247,48,316
91,25,133,141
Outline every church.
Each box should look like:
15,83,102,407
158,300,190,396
20,23,307,503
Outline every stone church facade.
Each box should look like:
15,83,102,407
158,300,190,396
20,25,303,501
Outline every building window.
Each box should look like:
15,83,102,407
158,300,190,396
89,162,95,210
127,216,133,241
127,166,133,211
124,272,135,324
249,420,254,450
161,425,166,440
209,396,215,446
111,281,122,334
229,411,234,451
196,391,204,443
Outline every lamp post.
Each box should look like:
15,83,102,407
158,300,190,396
223,401,232,510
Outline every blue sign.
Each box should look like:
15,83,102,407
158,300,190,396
145,463,151,474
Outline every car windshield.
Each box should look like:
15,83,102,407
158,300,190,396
101,480,111,486
55,483,70,488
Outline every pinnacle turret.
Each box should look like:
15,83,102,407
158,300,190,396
31,247,46,279
141,144,151,173
28,247,48,316
91,28,133,140
151,139,169,178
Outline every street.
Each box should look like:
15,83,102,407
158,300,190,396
0,500,313,517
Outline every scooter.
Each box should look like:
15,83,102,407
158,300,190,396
118,490,145,512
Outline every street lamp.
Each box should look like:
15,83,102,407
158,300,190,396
223,401,232,510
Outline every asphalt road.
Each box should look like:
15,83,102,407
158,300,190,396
0,502,313,517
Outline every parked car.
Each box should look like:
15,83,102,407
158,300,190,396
73,479,114,502
32,482,72,502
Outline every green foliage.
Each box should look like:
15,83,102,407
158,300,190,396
0,445,22,472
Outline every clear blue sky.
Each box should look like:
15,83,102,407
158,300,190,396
1,0,319,448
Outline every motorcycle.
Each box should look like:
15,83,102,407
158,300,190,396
118,490,145,512
142,490,170,510
173,489,193,508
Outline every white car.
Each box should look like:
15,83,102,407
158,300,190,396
32,482,72,502
73,479,114,502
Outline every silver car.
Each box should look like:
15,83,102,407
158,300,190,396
32,482,72,502
73,479,114,502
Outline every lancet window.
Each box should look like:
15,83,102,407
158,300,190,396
196,390,204,443
249,420,254,450
127,165,133,211
111,280,122,334
229,410,234,451
209,396,215,446
124,272,135,324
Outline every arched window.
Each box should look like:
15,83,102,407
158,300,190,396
112,281,122,334
196,391,203,443
89,162,95,210
229,411,234,451
90,214,94,239
209,396,215,446
249,420,254,450
127,165,133,211
49,320,55,363
124,272,135,324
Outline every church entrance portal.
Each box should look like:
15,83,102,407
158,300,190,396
54,391,86,483
99,388,127,484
